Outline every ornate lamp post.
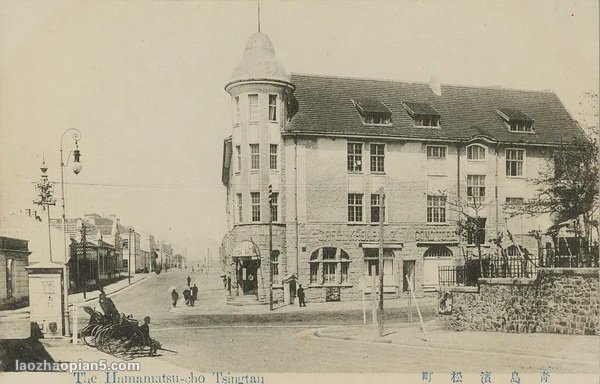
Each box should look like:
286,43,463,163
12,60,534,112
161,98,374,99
59,128,82,337
33,160,57,262
31,162,65,337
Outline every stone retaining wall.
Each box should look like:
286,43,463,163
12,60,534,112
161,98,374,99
439,268,599,335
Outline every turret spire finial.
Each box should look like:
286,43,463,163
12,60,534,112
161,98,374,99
257,0,261,32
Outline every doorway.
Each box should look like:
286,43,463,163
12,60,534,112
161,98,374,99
238,259,259,295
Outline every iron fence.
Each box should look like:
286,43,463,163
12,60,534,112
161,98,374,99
438,245,599,286
481,256,537,279
539,245,599,268
438,266,466,286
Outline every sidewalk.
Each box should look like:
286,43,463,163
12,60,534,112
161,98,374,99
0,273,152,339
37,337,189,376
0,273,151,318
170,268,438,318
315,319,600,364
69,273,151,304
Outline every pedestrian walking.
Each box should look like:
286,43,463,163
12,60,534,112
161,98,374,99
297,284,306,307
183,287,191,306
227,276,232,295
222,275,227,289
171,289,179,307
191,284,198,306
186,275,191,287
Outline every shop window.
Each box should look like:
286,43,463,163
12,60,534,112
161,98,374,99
309,247,350,285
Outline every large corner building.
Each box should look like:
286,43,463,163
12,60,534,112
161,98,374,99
220,32,587,304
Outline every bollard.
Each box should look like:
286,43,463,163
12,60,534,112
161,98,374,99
72,304,78,344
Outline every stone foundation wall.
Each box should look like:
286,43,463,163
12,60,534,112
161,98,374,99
439,268,599,335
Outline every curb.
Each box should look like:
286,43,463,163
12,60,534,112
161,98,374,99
314,328,393,344
314,327,598,363
0,275,153,319
72,274,152,306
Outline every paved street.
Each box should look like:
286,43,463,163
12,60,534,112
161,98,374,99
70,268,598,373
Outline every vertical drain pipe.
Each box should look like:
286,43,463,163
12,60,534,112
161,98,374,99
294,136,299,279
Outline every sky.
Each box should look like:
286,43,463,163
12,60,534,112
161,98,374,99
0,0,598,262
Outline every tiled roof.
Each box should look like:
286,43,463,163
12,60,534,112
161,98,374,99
285,74,587,145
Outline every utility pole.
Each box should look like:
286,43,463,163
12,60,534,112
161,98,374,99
128,227,133,285
81,222,87,299
159,241,163,272
377,187,385,337
268,184,274,311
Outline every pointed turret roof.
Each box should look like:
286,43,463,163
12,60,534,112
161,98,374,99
225,32,293,91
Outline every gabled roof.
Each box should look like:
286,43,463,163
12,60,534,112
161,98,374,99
285,73,587,145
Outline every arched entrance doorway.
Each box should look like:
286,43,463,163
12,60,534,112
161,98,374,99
231,240,260,296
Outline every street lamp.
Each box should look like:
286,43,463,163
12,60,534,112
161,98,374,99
60,128,82,337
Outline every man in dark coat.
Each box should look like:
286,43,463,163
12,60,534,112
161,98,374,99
186,275,191,287
99,290,120,323
191,284,198,306
183,287,191,306
297,284,306,307
171,289,179,307
139,316,160,356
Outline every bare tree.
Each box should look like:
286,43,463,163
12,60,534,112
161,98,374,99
446,191,494,278
575,91,599,141
513,139,599,244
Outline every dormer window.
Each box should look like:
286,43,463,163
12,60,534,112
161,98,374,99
497,108,535,133
364,115,391,125
352,99,392,125
403,102,441,127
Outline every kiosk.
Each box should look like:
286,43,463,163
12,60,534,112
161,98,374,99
26,262,65,338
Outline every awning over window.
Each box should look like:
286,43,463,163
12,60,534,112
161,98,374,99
231,240,260,259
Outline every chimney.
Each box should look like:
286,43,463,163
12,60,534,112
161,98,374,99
429,76,442,96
